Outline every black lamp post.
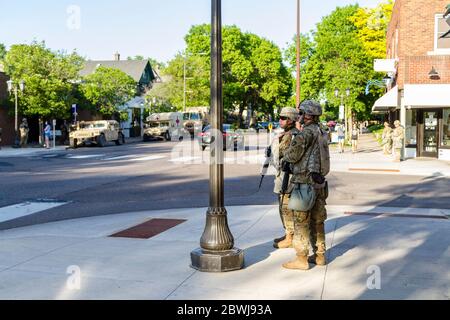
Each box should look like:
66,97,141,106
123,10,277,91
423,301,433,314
6,79,25,147
190,0,244,272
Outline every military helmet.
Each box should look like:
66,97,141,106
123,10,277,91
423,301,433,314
299,100,322,116
279,107,299,121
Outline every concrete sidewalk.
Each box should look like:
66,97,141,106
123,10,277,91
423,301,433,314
0,137,146,158
330,133,450,177
0,204,448,300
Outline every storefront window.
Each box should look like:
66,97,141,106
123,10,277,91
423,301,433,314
442,108,450,148
405,109,417,146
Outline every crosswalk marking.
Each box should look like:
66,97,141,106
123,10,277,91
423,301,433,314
134,156,166,161
103,155,136,161
169,156,201,163
66,154,104,159
0,201,68,224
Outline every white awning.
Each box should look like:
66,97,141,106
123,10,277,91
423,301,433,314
404,84,450,108
372,86,399,113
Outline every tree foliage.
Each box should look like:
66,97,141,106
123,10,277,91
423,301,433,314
349,0,394,59
153,24,293,124
285,1,393,121
3,41,84,119
80,66,137,116
0,43,6,61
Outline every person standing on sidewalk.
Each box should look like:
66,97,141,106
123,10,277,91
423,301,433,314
44,121,52,149
270,107,300,249
282,100,326,270
382,122,393,155
392,120,405,162
351,124,359,153
19,118,29,148
336,122,345,153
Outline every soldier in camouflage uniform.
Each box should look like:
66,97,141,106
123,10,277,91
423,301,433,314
270,107,300,249
282,100,328,270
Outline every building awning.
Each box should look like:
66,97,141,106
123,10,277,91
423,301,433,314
404,84,450,108
372,85,399,113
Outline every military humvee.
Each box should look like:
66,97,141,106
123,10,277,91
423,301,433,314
69,120,125,148
143,112,184,141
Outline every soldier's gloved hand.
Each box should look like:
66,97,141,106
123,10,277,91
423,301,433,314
281,160,291,173
265,146,272,158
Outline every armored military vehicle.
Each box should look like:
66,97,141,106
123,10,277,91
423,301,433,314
69,120,125,148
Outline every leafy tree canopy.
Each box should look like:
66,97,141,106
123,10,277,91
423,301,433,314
3,41,84,119
80,66,137,116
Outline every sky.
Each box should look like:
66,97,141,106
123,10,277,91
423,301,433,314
0,0,385,63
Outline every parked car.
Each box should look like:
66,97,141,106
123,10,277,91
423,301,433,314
199,124,245,151
69,120,125,148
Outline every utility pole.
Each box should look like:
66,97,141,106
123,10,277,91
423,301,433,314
183,53,187,112
190,0,244,273
296,0,301,108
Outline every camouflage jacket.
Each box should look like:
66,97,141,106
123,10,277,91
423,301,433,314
271,125,299,194
283,123,321,184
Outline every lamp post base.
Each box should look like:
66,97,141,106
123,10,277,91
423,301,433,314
190,248,244,273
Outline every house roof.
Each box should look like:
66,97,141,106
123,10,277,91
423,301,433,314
79,60,153,82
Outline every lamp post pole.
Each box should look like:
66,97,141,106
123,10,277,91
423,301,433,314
335,88,351,140
183,54,187,112
191,0,244,272
7,80,24,147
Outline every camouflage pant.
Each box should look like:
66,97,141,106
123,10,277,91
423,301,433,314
279,194,295,233
291,188,328,256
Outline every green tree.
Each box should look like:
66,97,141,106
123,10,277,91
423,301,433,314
350,0,394,59
159,24,293,125
127,55,166,71
80,66,137,116
0,43,6,61
3,41,84,119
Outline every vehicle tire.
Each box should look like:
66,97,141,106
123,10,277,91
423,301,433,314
143,135,149,142
164,132,171,141
115,133,124,145
71,139,77,149
97,134,106,147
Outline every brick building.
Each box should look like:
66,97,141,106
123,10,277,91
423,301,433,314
373,0,450,160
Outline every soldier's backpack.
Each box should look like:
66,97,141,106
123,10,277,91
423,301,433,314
317,127,331,177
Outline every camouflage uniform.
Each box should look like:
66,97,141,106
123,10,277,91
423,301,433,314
382,124,393,155
270,107,299,248
272,125,299,236
283,122,326,257
392,121,404,161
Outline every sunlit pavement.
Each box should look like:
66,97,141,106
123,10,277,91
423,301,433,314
0,204,448,300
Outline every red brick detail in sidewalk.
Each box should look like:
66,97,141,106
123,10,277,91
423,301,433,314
110,218,187,239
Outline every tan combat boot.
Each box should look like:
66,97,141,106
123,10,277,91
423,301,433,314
308,253,327,266
276,232,293,249
282,254,309,270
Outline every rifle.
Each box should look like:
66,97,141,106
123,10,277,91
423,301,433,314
280,160,292,195
258,146,272,191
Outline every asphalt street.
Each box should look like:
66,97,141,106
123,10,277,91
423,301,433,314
1,134,449,229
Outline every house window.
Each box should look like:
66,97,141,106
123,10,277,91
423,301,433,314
442,108,450,148
435,15,450,51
